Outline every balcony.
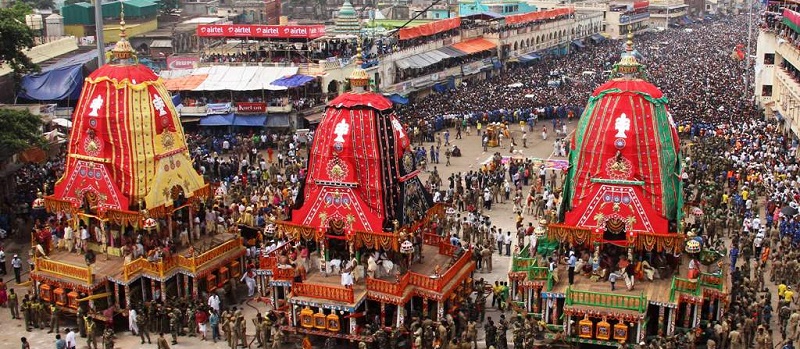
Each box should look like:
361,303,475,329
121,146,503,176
566,286,647,313
35,258,93,284
122,236,245,282
407,249,474,293
292,282,355,303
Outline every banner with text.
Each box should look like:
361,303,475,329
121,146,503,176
197,24,326,39
236,102,267,113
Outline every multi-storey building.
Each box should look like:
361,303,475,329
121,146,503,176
756,2,800,138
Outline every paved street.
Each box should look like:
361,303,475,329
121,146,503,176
0,120,574,349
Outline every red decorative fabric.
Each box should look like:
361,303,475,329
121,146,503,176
504,8,574,25
327,92,393,111
564,79,674,234
291,102,387,232
52,62,202,213
399,18,461,41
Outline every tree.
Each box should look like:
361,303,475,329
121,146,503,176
20,0,55,10
0,108,45,161
0,2,39,92
160,0,179,15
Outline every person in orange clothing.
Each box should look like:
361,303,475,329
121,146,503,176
760,243,770,268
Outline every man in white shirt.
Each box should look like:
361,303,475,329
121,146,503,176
208,293,220,313
0,246,5,275
66,328,77,349
80,226,90,253
63,225,73,252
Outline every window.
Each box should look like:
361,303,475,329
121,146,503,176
764,53,775,65
762,85,773,97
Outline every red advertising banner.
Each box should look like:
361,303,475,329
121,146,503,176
196,24,326,39
399,18,461,40
504,8,574,25
236,102,267,113
166,55,199,70
633,1,649,10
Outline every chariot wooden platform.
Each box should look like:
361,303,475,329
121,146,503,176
31,232,246,315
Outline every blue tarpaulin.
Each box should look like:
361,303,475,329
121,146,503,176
571,40,586,49
171,94,181,107
270,74,315,88
200,113,235,126
519,54,541,63
19,65,84,101
233,114,266,127
590,34,605,44
387,94,409,105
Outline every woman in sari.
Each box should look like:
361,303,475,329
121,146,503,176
0,278,7,307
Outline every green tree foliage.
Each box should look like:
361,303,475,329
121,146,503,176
0,108,45,160
160,0,179,15
21,0,55,10
0,2,39,91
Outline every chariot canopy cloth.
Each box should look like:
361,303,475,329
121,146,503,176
19,64,84,101
52,62,206,212
398,17,460,40
561,78,682,234
291,90,432,232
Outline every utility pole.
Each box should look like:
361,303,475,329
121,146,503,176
95,0,105,65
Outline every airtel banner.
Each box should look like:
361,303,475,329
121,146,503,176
197,24,326,39
166,55,199,70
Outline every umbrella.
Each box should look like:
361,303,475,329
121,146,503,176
690,206,704,216
781,206,798,217
51,118,72,128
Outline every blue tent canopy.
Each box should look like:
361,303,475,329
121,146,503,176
171,93,181,107
233,114,267,127
387,94,409,105
200,113,235,126
519,54,541,63
571,40,586,49
590,34,605,44
19,65,84,101
270,74,315,88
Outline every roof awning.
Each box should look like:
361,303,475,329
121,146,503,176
270,74,315,88
396,50,451,70
518,53,541,63
571,40,586,48
590,33,605,44
386,93,409,105
438,46,466,58
164,74,209,91
451,38,496,55
180,117,201,123
199,113,235,126
266,114,291,128
150,40,173,48
304,113,324,124
233,114,266,127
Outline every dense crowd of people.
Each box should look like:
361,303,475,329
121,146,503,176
10,5,800,348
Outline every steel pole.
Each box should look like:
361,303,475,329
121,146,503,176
94,0,105,66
